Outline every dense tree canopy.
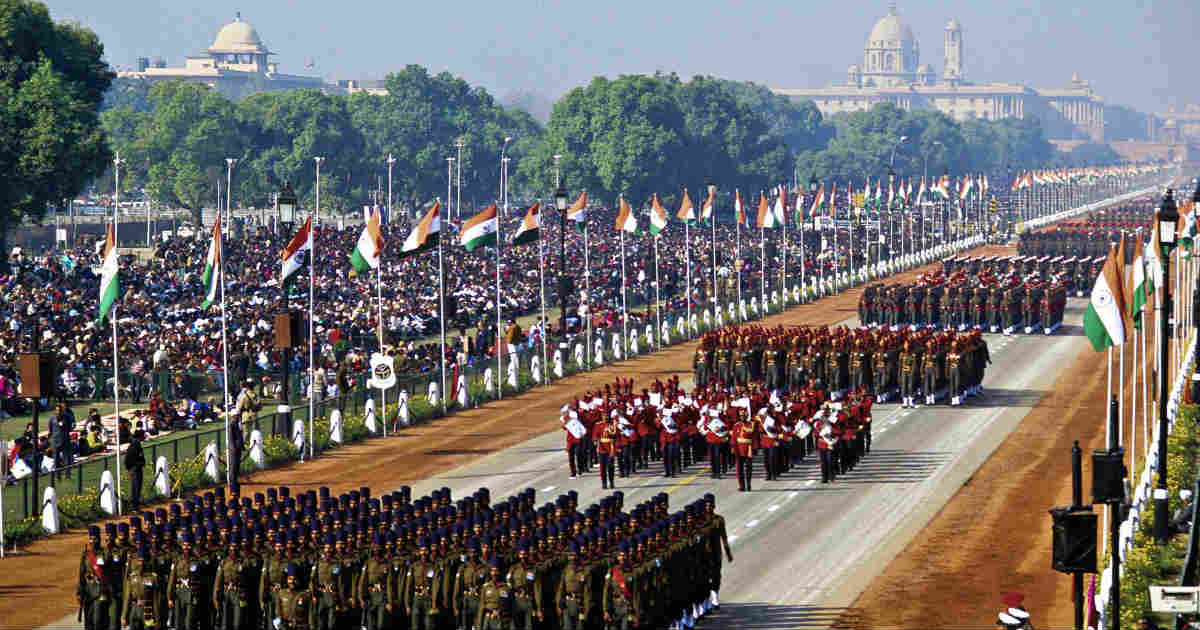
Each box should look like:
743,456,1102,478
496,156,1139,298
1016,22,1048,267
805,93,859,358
0,0,113,238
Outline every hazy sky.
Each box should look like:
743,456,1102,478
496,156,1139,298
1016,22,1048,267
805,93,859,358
47,0,1199,115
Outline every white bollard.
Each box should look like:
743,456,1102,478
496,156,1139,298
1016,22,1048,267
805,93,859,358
553,349,564,378
457,378,468,407
398,390,410,426
41,486,59,534
292,419,305,453
99,469,117,515
329,410,344,444
248,431,264,470
532,354,543,382
154,456,171,496
203,443,220,482
484,368,494,393
363,405,376,435
506,359,518,389
426,381,440,407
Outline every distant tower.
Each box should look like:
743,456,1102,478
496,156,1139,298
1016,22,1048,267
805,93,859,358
944,18,963,85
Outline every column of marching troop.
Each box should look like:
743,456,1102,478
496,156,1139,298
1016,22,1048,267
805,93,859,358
78,481,739,630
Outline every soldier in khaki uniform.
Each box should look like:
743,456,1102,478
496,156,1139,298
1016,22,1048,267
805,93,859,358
122,547,164,630
274,563,314,630
555,542,591,630
357,534,393,630
899,341,921,408
506,540,543,630
309,534,341,630
475,557,512,630
78,526,112,630
259,534,289,630
603,544,639,630
403,537,440,630
452,540,486,630
212,531,250,630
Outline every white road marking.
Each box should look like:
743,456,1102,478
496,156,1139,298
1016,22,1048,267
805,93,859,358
542,486,556,492
728,535,739,542
787,492,799,499
746,520,760,528
805,480,816,486
768,505,780,512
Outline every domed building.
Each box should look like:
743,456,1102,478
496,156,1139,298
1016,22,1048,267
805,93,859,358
118,14,325,100
773,3,1107,142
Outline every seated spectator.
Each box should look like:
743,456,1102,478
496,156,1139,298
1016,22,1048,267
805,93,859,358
85,423,106,454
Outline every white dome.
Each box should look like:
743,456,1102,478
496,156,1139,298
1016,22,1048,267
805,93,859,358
867,10,915,47
848,64,861,72
916,64,932,73
210,16,265,53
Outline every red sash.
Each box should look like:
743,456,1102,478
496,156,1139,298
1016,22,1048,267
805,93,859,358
87,549,107,586
611,565,631,601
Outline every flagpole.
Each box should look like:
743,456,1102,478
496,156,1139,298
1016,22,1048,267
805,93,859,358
496,203,503,400
710,189,717,321
736,189,742,321
800,196,806,303
834,185,839,293
782,191,789,306
376,218,386,436
538,202,548,387
440,169,449,414
685,204,691,332
849,182,855,285
620,195,628,354
309,157,323,459
111,153,122,516
584,218,592,367
654,230,662,349
760,223,765,316
1103,344,1112,558
219,212,232,486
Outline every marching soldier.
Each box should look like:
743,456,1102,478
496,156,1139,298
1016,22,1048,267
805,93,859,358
79,526,112,630
716,343,732,384
693,345,709,388
101,523,128,630
731,409,757,492
603,544,639,630
555,542,592,630
358,534,393,630
259,534,289,630
309,534,342,630
274,563,315,630
476,557,512,630
122,546,164,630
596,412,619,490
506,540,543,630
403,537,440,630
452,539,487,630
212,531,250,630
899,341,920,409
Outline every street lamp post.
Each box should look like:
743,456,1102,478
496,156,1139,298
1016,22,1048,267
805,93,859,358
386,154,395,225
555,185,569,339
1154,188,1179,543
888,166,896,265
456,139,464,221
810,177,819,297
706,176,717,309
276,182,297,438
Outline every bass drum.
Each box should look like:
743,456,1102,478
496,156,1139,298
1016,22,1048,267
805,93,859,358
793,422,813,440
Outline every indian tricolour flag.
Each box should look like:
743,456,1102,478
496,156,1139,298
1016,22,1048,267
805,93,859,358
676,190,695,223
756,192,776,228
281,216,312,286
350,206,383,272
401,202,441,258
97,222,120,324
772,187,786,225
809,184,824,218
567,192,587,232
1180,200,1196,254
512,202,541,245
461,204,498,251
1130,233,1147,329
1083,243,1126,351
200,215,222,310
701,189,714,222
649,195,669,236
616,196,638,233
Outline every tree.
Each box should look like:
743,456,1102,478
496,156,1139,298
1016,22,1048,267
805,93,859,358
0,0,113,252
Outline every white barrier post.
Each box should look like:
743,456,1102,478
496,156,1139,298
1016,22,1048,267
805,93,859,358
41,486,58,535
153,456,171,497
203,443,220,482
248,430,264,470
98,469,117,515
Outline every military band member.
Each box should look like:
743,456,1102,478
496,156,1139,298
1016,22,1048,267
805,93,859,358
603,544,638,630
122,546,163,630
476,557,512,630
79,526,112,630
731,410,757,492
357,534,393,630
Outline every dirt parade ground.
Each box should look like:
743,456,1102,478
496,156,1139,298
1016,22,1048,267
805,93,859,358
0,243,1088,630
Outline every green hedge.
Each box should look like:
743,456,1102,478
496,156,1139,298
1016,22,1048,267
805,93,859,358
1106,403,1200,628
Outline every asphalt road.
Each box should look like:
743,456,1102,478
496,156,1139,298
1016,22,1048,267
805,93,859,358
39,303,1087,630
394,303,1088,629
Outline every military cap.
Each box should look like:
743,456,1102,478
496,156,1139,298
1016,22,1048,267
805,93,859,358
169,503,181,515
372,533,383,546
322,533,335,546
568,541,580,554
279,487,290,499
267,488,278,499
359,487,370,499
254,492,264,503
230,482,240,494
89,525,101,537
272,532,283,545
286,562,299,577
399,485,411,497
488,555,501,569
118,522,129,534
319,486,330,498
130,516,142,529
